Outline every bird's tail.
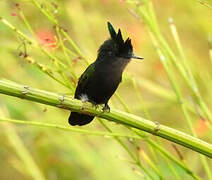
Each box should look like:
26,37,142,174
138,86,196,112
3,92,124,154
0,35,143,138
68,112,94,126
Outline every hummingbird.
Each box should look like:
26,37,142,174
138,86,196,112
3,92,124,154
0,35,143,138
68,22,143,126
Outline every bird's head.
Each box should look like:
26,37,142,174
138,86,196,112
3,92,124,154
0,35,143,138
97,22,143,61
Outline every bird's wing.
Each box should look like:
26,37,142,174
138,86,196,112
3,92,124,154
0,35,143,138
74,63,95,98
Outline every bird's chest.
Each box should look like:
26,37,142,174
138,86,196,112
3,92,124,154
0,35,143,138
95,60,126,86
96,68,121,91
86,68,121,103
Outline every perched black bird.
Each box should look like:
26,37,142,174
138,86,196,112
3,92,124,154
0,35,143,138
69,22,142,126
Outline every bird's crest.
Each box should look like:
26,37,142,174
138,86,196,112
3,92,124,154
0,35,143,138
107,22,133,54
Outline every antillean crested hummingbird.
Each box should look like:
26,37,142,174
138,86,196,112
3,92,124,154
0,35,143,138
68,22,143,126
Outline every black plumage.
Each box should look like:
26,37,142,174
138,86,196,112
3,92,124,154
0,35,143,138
68,22,142,126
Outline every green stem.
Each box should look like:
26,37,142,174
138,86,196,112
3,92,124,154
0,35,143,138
0,80,211,158
0,118,143,140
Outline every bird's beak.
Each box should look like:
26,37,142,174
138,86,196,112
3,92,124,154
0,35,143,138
131,54,143,60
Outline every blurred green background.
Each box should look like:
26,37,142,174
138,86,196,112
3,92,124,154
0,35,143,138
0,0,212,179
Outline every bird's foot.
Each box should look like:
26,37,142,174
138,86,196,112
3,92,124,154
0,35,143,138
80,101,98,110
102,103,110,113
87,100,98,109
79,94,95,110
81,102,87,110
92,103,99,109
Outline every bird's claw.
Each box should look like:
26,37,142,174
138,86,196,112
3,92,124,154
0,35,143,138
81,102,87,110
80,98,98,110
102,104,110,113
92,104,99,109
89,100,98,109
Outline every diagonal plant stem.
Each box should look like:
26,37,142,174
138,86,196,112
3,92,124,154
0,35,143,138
31,0,89,65
0,80,212,158
116,81,200,180
114,93,164,179
138,1,212,127
131,79,201,180
129,0,212,178
19,6,194,178
168,18,212,179
98,119,155,180
0,117,146,140
0,16,76,90
2,9,154,177
1,2,211,178
0,108,46,180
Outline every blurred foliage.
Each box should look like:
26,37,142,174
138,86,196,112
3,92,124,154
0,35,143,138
0,0,212,179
